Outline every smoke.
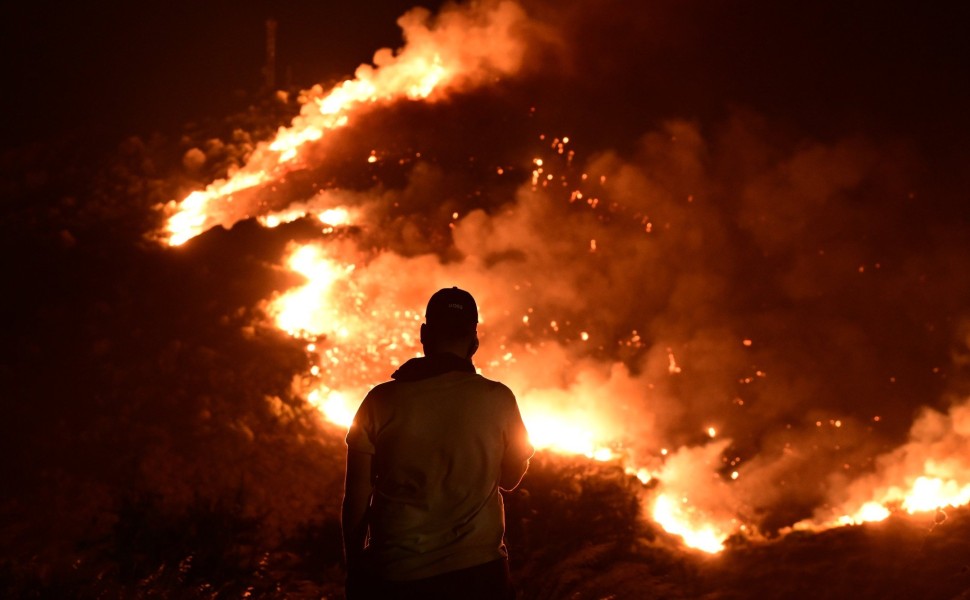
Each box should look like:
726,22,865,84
157,0,970,540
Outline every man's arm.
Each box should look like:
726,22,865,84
341,449,374,569
499,456,529,491
500,391,533,491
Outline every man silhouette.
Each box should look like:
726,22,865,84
342,287,534,599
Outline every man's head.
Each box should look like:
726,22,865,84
420,287,479,358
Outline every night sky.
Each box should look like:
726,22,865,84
2,1,967,154
0,0,450,147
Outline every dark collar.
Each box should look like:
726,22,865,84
391,353,475,382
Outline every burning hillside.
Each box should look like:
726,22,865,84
2,0,970,597
159,0,970,551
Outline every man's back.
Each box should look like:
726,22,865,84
342,287,532,599
347,363,532,581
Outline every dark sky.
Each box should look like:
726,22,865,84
0,0,447,147
1,0,968,152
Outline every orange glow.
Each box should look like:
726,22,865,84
270,245,356,338
815,475,970,530
521,405,617,461
902,476,970,513
162,1,527,247
835,501,891,526
652,494,728,554
269,241,630,470
154,0,970,559
307,388,357,428
319,207,351,226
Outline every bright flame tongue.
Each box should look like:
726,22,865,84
827,476,970,528
806,403,970,530
653,494,727,554
163,1,527,246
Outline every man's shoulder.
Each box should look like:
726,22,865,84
366,372,516,401
365,379,398,398
468,373,516,400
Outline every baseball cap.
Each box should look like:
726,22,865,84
425,287,478,332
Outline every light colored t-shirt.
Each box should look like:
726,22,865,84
346,370,533,581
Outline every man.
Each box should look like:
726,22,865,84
342,287,534,599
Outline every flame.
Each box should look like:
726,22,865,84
803,403,970,530
520,405,617,461
652,494,729,554
271,244,356,338
903,476,970,512
270,241,626,461
162,1,527,246
826,475,970,528
319,207,351,226
256,202,355,231
308,388,357,429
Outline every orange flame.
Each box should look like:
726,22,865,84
652,494,729,554
800,403,970,530
162,1,527,246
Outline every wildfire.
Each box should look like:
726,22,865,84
263,240,739,553
520,405,618,462
270,237,970,554
158,0,970,560
814,475,970,529
272,244,356,337
652,494,729,554
268,240,627,465
162,0,527,247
